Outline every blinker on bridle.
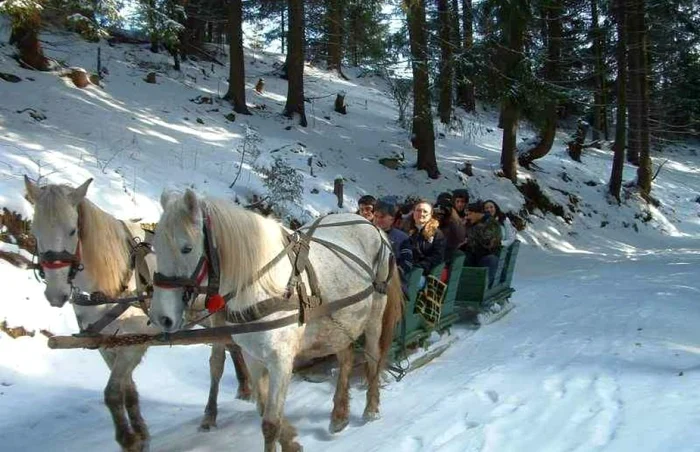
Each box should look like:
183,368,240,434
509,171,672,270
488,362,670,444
152,215,225,313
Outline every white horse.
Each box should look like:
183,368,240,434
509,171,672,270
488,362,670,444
149,189,403,452
24,177,251,452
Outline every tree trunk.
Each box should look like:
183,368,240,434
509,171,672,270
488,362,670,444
437,0,453,124
634,0,652,197
499,6,526,183
451,0,463,105
609,0,627,201
147,0,159,52
458,0,475,112
405,0,439,179
591,0,609,141
224,0,250,115
626,0,641,165
501,99,518,181
518,0,562,167
283,0,308,127
567,119,589,162
326,0,345,77
280,6,286,55
10,20,50,71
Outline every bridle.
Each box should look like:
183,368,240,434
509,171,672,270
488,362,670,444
153,215,224,313
36,241,84,286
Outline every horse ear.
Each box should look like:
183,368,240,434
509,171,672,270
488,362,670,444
160,190,176,209
184,189,200,221
69,178,93,205
24,175,41,204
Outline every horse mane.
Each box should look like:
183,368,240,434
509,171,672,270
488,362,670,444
161,196,288,310
207,199,288,309
35,185,132,297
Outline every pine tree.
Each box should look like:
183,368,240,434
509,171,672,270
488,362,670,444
326,0,345,77
437,0,453,123
633,0,652,197
518,0,562,168
2,0,50,71
224,0,250,114
590,0,609,141
283,0,308,127
457,0,475,111
405,0,439,179
498,1,530,183
609,0,627,201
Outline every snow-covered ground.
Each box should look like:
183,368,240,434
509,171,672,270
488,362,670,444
1,28,700,452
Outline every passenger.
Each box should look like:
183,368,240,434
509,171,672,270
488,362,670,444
406,200,446,283
452,188,470,221
436,191,453,206
483,199,517,247
461,201,502,286
397,195,419,232
432,198,466,264
357,195,376,222
373,197,413,290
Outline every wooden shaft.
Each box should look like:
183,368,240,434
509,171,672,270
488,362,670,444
48,330,234,350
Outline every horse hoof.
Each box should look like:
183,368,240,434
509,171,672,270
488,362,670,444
198,420,217,432
362,410,381,423
329,417,349,434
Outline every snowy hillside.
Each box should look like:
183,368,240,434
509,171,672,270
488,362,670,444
1,29,700,452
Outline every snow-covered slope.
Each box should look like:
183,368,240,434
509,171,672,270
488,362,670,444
1,30,699,452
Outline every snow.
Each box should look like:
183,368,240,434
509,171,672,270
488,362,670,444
1,29,700,452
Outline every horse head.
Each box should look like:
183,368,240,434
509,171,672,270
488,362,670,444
25,175,93,307
150,189,207,332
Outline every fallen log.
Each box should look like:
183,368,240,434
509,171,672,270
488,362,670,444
48,329,234,350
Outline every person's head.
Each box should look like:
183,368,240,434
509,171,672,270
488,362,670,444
373,197,399,231
400,195,420,216
436,192,453,206
452,188,470,213
413,199,433,226
483,199,505,222
465,201,485,224
357,195,376,221
432,202,451,227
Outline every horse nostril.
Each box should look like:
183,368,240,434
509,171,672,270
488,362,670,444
160,316,173,329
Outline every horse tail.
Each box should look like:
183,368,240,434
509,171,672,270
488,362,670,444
379,259,404,364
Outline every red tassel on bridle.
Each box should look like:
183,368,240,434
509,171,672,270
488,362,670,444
205,293,226,313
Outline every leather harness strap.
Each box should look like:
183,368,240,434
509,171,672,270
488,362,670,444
224,217,395,327
78,224,155,335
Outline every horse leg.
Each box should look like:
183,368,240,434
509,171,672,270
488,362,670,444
226,342,252,401
261,357,300,452
362,296,387,423
329,343,355,433
104,348,147,452
246,357,268,416
199,343,226,431
125,376,149,449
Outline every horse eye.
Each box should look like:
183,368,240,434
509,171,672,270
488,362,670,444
181,245,193,254
69,229,77,237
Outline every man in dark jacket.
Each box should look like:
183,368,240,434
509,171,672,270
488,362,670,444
461,201,502,286
373,197,413,291
452,188,470,221
433,198,466,263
